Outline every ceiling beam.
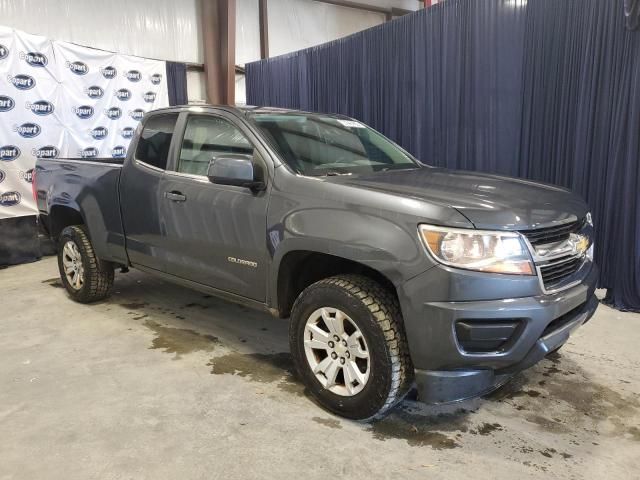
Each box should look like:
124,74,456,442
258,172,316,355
312,0,413,19
259,0,269,59
200,0,236,105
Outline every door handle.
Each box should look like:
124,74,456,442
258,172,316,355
165,191,186,202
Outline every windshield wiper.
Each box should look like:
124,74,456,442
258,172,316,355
323,171,352,176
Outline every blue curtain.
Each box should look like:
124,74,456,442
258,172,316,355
246,0,640,311
626,0,640,30
166,61,188,106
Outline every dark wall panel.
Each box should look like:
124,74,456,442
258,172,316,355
246,0,640,311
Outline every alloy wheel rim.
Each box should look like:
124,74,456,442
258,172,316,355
62,241,84,290
303,307,370,397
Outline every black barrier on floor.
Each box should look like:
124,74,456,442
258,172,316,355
0,216,42,267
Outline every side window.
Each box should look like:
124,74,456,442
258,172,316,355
178,115,253,176
134,113,178,170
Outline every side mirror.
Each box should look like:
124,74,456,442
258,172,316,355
207,154,265,191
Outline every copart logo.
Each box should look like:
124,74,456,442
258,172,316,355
14,123,41,138
81,147,99,158
0,95,15,112
68,60,88,75
115,88,132,101
27,100,54,116
21,168,35,183
86,86,104,99
33,145,59,159
91,126,108,140
101,66,117,79
0,44,8,60
143,91,156,103
105,106,122,120
0,191,21,207
0,170,4,184
0,145,20,161
8,74,35,90
121,127,135,139
74,105,94,119
125,70,141,82
112,145,126,158
151,73,162,85
130,108,144,121
21,51,48,67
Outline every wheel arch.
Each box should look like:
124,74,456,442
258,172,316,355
49,205,85,240
271,248,400,319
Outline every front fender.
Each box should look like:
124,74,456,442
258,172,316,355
266,206,435,309
264,169,473,311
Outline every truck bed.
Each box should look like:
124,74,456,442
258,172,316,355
36,157,128,265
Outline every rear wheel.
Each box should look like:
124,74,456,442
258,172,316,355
290,274,413,420
57,226,114,303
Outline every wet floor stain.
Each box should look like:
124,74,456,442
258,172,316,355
626,426,640,441
121,302,148,310
42,277,63,288
312,416,342,429
369,408,467,449
184,302,209,309
209,352,294,381
92,280,639,462
176,333,636,452
523,414,571,434
207,352,306,396
488,355,640,441
539,447,572,459
144,319,219,360
477,422,503,435
209,352,287,376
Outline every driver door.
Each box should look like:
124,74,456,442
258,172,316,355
159,112,270,301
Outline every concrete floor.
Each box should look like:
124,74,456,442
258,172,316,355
1,257,639,480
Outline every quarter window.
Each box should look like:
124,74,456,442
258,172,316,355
178,115,253,176
134,113,178,170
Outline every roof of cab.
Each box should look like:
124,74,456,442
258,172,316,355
148,104,303,114
145,104,336,118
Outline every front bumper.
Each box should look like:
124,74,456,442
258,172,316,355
399,260,599,403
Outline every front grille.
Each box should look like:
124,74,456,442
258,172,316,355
539,255,583,290
520,219,584,246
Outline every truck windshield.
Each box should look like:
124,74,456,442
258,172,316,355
251,113,419,176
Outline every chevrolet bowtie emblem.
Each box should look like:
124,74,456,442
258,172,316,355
534,232,589,258
569,233,589,256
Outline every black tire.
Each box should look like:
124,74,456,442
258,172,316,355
57,225,114,303
290,274,413,420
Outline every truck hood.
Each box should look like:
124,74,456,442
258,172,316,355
331,167,588,230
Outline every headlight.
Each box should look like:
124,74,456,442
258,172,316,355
419,225,534,275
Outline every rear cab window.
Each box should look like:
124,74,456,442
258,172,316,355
134,113,179,170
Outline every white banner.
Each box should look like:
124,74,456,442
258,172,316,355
0,26,169,220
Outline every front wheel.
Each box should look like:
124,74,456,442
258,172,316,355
57,225,114,303
290,275,413,420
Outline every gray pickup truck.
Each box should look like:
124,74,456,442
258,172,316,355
35,105,599,420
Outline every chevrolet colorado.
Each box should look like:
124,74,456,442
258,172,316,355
35,105,599,419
